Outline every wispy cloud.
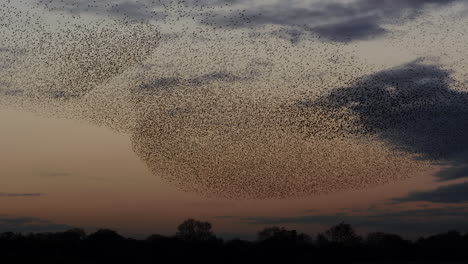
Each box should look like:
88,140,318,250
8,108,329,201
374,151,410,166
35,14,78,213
435,153,468,181
0,216,73,233
240,206,468,235
395,181,468,203
205,0,467,42
134,71,248,95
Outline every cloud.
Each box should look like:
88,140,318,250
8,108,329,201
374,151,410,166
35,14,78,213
435,153,468,181
437,165,468,181
241,206,468,234
311,16,387,42
36,0,163,21
134,71,246,94
307,60,468,205
136,77,181,93
301,60,468,205
0,192,44,197
395,181,468,203
300,59,468,161
33,0,467,42
205,0,465,42
0,216,73,233
34,0,239,21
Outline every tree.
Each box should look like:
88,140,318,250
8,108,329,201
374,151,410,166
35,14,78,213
366,232,408,248
175,219,215,242
324,222,361,246
0,232,19,240
87,229,124,242
60,228,86,241
316,233,329,247
257,227,310,244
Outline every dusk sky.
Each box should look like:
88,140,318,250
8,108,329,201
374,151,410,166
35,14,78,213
1,0,468,239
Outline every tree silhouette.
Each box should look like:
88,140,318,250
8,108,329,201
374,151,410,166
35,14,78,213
367,232,408,247
60,228,86,241
0,232,18,240
87,229,123,241
316,232,329,247
257,226,310,244
2,220,468,263
324,222,362,246
175,219,215,242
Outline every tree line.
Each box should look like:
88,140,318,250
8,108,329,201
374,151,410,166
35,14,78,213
1,219,468,263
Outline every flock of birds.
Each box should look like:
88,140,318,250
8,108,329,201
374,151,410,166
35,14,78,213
1,0,467,199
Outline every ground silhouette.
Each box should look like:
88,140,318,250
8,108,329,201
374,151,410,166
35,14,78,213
2,219,468,263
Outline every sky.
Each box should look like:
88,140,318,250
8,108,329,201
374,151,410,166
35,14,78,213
1,0,468,239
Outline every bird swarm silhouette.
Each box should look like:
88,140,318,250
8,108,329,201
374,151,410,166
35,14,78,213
1,0,467,198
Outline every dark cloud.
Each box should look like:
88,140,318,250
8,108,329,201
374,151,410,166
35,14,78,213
270,28,306,44
242,207,468,234
134,71,246,94
0,192,44,197
36,0,165,21
136,77,181,94
435,154,468,181
396,181,468,203
0,216,73,233
298,60,468,204
437,165,468,181
300,60,468,160
35,0,239,21
205,0,465,42
33,0,466,42
311,16,387,42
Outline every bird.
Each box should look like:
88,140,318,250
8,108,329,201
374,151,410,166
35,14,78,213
0,0,467,199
